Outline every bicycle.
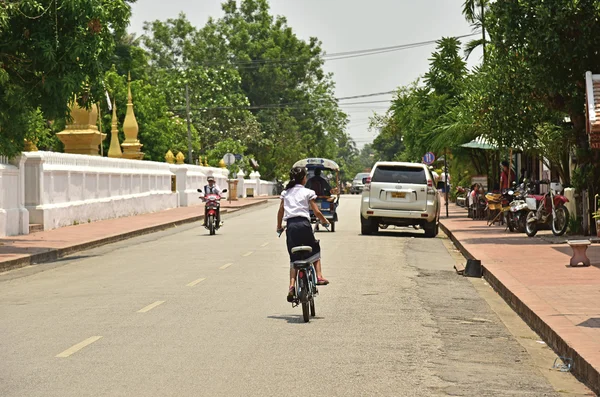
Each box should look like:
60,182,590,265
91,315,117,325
278,223,329,323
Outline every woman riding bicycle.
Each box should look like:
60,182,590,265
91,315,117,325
277,167,330,302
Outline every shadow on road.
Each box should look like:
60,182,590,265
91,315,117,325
267,314,325,324
358,229,428,239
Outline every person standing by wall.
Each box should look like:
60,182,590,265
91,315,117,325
500,161,516,190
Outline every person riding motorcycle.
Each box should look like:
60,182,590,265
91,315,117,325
202,176,223,227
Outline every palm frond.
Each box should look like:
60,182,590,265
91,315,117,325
462,0,478,23
464,38,485,60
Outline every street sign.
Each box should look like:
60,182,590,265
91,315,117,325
234,154,242,161
422,152,435,165
223,153,235,166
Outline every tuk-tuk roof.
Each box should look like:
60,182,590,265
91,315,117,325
293,158,340,171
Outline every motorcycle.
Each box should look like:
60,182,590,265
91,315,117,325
506,182,530,233
525,180,569,237
197,188,228,235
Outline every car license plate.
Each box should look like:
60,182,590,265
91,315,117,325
391,192,406,198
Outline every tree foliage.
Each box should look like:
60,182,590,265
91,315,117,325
372,0,600,195
1,0,356,183
0,0,135,157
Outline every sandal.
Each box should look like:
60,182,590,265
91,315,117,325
317,277,329,286
287,286,295,302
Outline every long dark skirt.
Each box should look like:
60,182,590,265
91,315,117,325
286,217,321,266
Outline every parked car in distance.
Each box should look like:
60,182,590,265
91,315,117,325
350,172,371,194
360,162,440,237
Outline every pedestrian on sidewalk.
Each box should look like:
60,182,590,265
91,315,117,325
500,161,516,191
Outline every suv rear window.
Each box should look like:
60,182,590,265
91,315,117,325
372,165,427,184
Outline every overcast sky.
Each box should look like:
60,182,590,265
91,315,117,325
129,0,482,148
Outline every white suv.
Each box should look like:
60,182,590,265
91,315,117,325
360,161,440,237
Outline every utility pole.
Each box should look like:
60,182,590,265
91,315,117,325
185,84,193,164
98,102,103,157
481,0,486,62
445,148,449,218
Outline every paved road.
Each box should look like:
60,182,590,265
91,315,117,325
0,197,581,396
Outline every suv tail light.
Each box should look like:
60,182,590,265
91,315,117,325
364,177,371,191
427,179,436,195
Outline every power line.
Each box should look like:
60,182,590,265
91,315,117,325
194,33,480,69
337,91,395,101
174,90,395,112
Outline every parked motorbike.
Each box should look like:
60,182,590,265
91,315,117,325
525,181,569,237
197,188,228,235
506,182,530,233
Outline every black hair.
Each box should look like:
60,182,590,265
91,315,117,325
285,167,307,190
501,160,509,167
314,168,322,176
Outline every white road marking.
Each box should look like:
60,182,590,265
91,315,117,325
242,251,254,257
219,263,232,270
261,242,269,247
137,300,165,313
56,336,102,358
186,277,206,287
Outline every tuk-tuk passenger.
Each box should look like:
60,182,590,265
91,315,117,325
305,168,331,196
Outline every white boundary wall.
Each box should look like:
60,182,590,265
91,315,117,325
22,152,178,231
170,164,229,207
0,152,273,234
239,171,277,198
0,156,28,236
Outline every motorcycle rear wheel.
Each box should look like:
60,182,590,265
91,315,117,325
552,206,569,237
525,211,538,237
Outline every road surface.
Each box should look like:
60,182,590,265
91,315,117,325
0,196,590,396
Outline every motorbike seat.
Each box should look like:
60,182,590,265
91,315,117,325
291,246,312,254
292,260,312,269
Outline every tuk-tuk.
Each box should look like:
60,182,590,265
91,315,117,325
292,158,340,232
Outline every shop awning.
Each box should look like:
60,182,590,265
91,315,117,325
460,136,498,150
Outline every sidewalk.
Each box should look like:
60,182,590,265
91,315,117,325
0,197,275,274
440,203,600,394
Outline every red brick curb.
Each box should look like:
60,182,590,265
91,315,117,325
439,220,600,395
0,199,269,274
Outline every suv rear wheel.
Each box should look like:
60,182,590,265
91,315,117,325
423,219,439,238
360,216,378,235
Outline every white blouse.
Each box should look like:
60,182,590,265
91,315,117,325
281,185,317,221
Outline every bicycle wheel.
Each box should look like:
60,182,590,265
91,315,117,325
302,301,309,322
298,277,309,322
310,298,315,317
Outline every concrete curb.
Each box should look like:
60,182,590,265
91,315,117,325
0,200,269,274
440,220,600,395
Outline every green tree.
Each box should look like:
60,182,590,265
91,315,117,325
99,66,191,162
372,38,467,162
462,0,490,60
141,14,262,162
0,0,135,157
213,0,350,179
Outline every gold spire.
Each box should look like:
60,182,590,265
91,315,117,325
121,72,144,160
165,150,175,164
56,93,106,156
123,72,138,143
108,99,122,158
